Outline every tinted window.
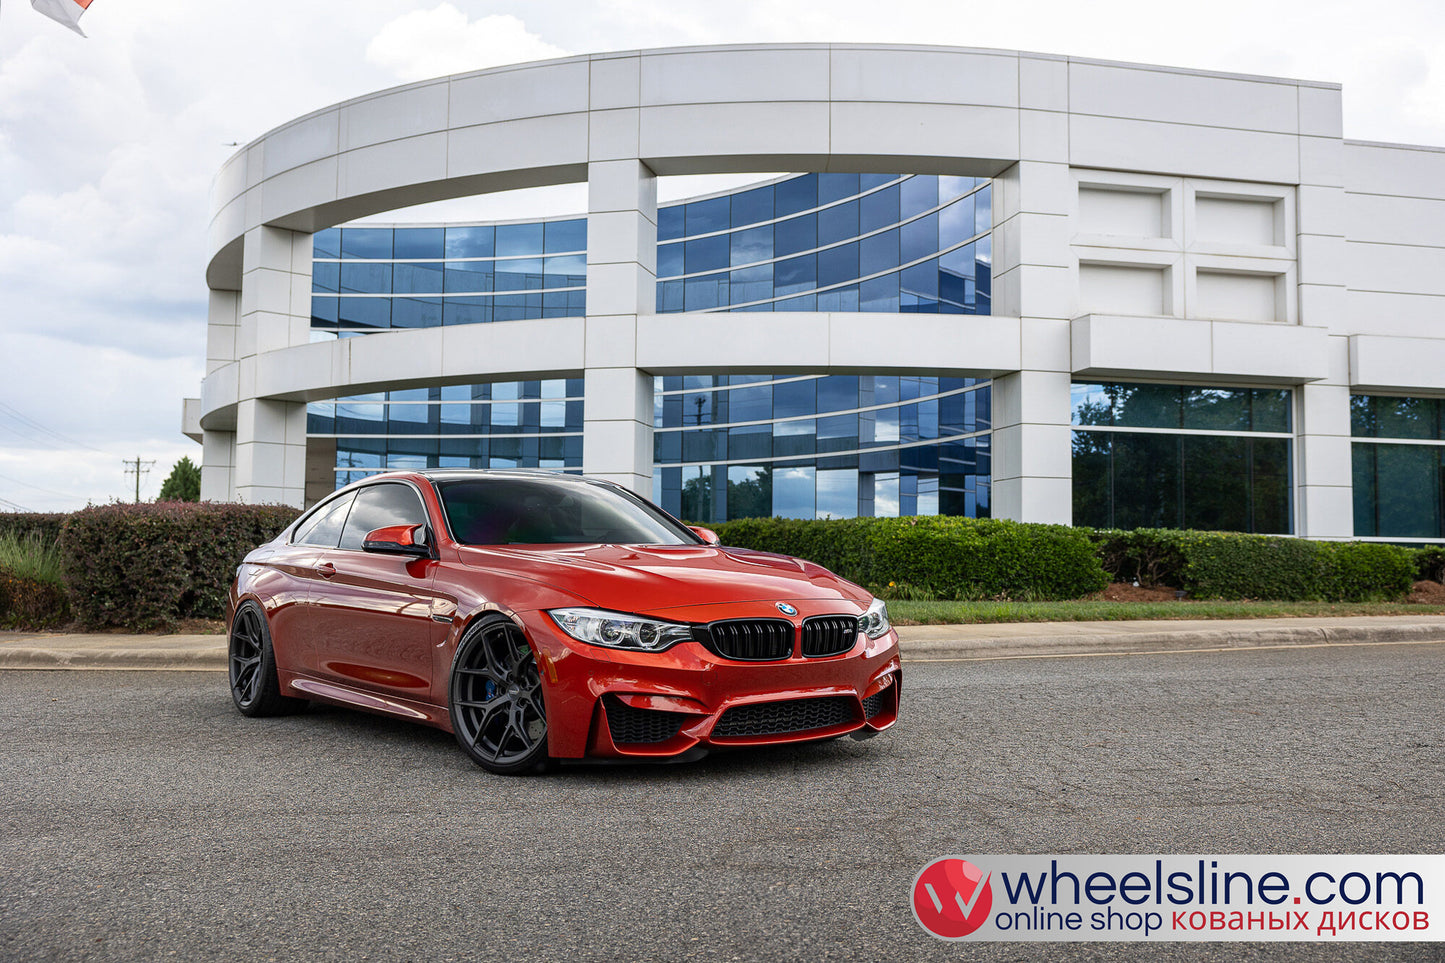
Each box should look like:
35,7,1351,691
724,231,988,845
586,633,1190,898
338,483,429,551
439,477,698,545
294,492,356,548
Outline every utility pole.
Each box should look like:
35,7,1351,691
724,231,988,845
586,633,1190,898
123,457,155,503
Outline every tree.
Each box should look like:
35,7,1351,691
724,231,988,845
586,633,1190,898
158,456,201,502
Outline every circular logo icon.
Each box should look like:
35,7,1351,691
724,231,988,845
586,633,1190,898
775,602,798,616
912,857,993,939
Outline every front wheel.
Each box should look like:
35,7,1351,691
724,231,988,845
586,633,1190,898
448,615,553,775
228,601,308,717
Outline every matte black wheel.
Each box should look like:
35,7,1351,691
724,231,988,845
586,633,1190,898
229,601,307,717
449,616,553,775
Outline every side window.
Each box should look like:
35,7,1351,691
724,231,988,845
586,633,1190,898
293,492,356,548
339,483,429,551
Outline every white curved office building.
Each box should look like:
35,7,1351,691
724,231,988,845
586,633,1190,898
185,44,1445,541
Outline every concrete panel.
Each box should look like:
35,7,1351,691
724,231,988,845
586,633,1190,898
261,112,340,179
447,113,590,180
1069,61,1298,133
259,158,339,227
583,367,653,425
1344,191,1445,247
586,210,655,270
448,60,591,128
1072,314,1211,378
1298,283,1349,329
1297,484,1354,540
1342,291,1445,337
830,102,1018,164
1346,241,1445,296
1020,109,1069,163
339,82,449,152
830,47,1017,107
829,313,1021,375
1014,264,1077,319
640,48,830,106
587,261,652,318
1297,233,1348,285
640,102,831,162
1020,55,1068,112
338,133,449,198
1345,142,1445,201
584,315,638,369
588,108,641,162
991,475,1072,525
1298,85,1344,139
349,326,445,388
1297,185,1345,237
590,55,641,111
1299,135,1344,187
1211,320,1327,380
1350,335,1445,392
1069,115,1299,183
1020,317,1072,372
637,313,830,373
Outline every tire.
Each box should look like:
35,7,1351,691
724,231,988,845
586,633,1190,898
448,615,554,775
228,600,308,717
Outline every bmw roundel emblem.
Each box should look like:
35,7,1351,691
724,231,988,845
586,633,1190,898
776,602,798,616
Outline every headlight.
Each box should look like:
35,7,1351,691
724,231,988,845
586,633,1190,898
547,607,694,652
859,597,892,640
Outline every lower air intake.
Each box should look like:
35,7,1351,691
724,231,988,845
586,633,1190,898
604,696,687,744
712,696,855,738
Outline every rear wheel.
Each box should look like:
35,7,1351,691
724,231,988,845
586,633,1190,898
228,601,308,717
448,615,553,775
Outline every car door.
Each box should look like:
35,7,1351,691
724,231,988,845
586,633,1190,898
309,481,441,699
268,489,358,676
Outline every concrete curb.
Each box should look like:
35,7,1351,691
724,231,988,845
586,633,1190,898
896,619,1445,661
2,617,1444,670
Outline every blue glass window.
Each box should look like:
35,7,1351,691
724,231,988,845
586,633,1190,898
313,261,340,293
730,226,772,267
774,214,816,257
900,176,938,218
341,228,392,259
774,174,818,217
818,173,860,204
658,242,684,278
860,184,900,234
684,235,729,275
731,186,773,228
445,226,494,258
543,219,586,253
313,228,341,259
685,196,730,236
393,228,444,259
496,223,543,257
340,262,391,294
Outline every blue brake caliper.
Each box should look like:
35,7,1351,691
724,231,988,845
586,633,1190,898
483,679,497,701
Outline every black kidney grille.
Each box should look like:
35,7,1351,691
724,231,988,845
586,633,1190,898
604,696,687,745
713,696,856,738
704,619,794,661
801,615,860,657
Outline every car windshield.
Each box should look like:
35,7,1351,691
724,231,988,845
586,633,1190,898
436,476,701,546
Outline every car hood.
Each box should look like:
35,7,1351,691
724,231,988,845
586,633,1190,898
453,543,868,615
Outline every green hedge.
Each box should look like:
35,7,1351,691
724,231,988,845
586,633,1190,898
710,515,1109,601
1089,528,1416,601
60,502,301,630
1416,546,1445,583
0,512,68,547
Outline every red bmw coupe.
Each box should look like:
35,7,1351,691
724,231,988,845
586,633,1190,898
228,470,901,774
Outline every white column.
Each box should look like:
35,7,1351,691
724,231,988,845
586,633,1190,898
200,288,240,501
1295,86,1354,538
233,225,312,506
988,96,1076,524
582,158,657,494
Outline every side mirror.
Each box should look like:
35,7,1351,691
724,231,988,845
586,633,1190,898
363,524,432,558
689,526,721,546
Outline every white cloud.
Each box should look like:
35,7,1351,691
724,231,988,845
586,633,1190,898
366,6,570,82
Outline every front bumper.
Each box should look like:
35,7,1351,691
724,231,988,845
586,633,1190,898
515,603,901,759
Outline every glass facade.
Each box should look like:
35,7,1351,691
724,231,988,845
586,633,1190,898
307,380,584,488
310,219,588,337
1351,394,1445,538
656,173,991,314
1071,382,1294,533
652,374,990,523
309,175,994,515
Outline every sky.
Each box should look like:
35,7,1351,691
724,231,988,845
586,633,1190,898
1,0,1443,511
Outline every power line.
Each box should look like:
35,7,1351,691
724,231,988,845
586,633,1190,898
123,456,155,503
0,401,107,453
0,471,86,501
0,496,37,513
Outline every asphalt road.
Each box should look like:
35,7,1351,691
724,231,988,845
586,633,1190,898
1,643,1442,963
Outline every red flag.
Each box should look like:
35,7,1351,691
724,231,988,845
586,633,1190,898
31,0,94,36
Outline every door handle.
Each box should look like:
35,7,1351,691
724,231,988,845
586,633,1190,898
316,562,336,579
